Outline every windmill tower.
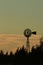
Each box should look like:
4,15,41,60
24,29,32,52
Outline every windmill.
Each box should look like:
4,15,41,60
24,29,32,52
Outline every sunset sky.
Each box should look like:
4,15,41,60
0,34,41,54
0,0,43,53
0,0,43,35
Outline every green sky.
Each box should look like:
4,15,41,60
0,0,43,35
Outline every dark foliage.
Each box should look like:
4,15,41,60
0,43,43,65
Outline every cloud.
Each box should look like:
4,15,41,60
0,34,41,53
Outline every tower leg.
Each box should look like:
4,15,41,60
26,37,30,52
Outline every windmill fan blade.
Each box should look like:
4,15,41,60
32,31,36,35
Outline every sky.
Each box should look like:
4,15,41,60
0,0,43,53
0,34,41,54
0,0,43,35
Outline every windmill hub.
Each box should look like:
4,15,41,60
24,28,32,37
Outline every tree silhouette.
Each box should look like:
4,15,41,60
0,43,43,65
6,52,8,56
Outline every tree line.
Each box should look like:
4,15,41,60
0,42,43,65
